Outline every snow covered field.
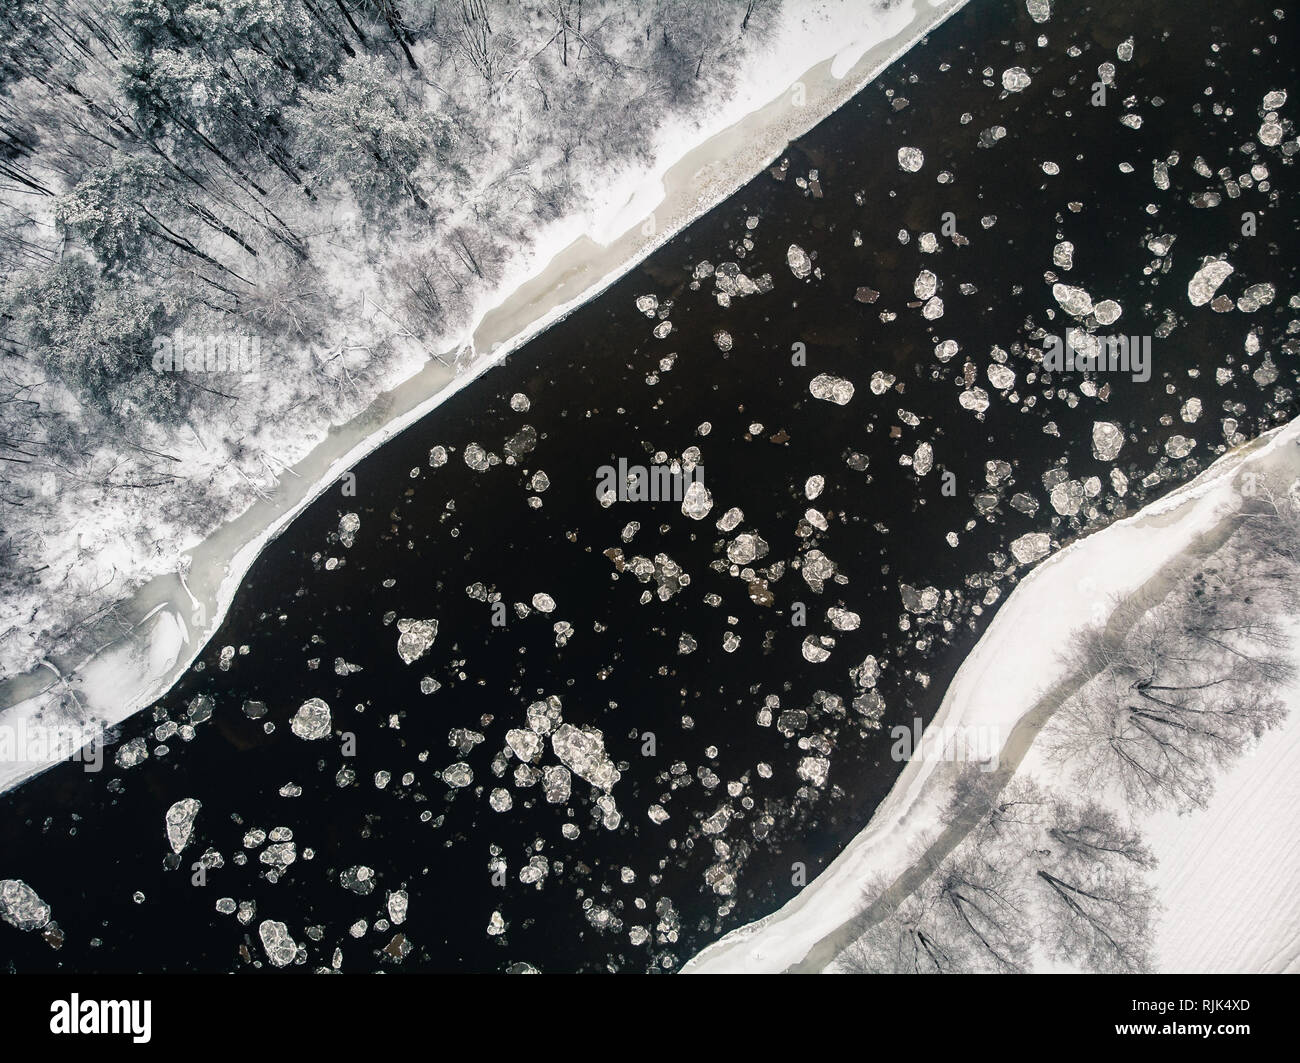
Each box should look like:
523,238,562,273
685,416,1300,973
0,0,971,795
1144,657,1300,973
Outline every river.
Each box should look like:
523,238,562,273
1,0,1296,972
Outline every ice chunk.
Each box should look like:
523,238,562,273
1052,283,1094,317
291,697,331,740
1010,533,1051,565
165,798,201,854
681,480,713,520
396,618,438,664
1002,67,1031,92
1188,260,1233,306
787,244,812,279
897,146,924,172
259,920,297,967
551,724,620,791
810,374,855,405
1091,422,1124,461
0,879,51,931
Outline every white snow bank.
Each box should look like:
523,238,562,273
0,606,186,794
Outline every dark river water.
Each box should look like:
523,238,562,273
2,0,1297,972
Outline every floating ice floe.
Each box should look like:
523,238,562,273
897,146,924,172
913,441,934,475
1188,259,1233,306
802,635,834,662
800,549,837,593
1237,283,1275,312
1052,283,1094,317
259,920,297,967
543,765,571,804
551,724,620,791
396,618,438,664
165,798,201,854
116,737,148,769
959,387,990,414
1050,480,1084,516
1094,299,1122,325
987,364,1015,391
786,244,812,279
388,891,408,925
900,584,939,613
1002,67,1031,92
0,879,51,931
338,512,360,548
809,373,854,405
827,606,861,631
797,756,830,787
506,728,544,762
716,506,743,533
291,697,331,740
1147,234,1175,257
1092,421,1124,461
1010,533,1051,565
681,480,713,520
727,533,767,565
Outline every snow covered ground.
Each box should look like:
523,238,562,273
684,416,1300,973
1143,654,1300,973
0,0,971,795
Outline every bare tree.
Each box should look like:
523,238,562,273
1046,547,1294,812
1034,797,1156,973
837,778,1155,974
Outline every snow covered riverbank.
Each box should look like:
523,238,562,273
684,415,1300,973
0,0,971,795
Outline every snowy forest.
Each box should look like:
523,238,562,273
0,0,781,676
